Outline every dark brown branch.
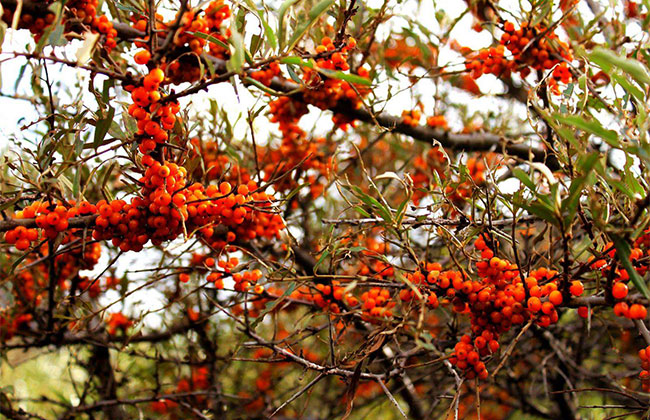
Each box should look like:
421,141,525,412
0,214,97,232
88,345,127,420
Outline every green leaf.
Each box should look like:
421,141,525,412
280,56,371,85
14,63,27,92
228,28,245,72
10,247,32,273
554,114,619,147
204,54,217,77
555,126,580,149
351,186,393,224
244,0,277,50
93,106,115,148
610,72,645,104
185,31,229,50
608,178,637,200
250,283,297,328
396,197,409,225
516,200,557,225
278,0,299,49
353,206,370,217
73,165,81,198
563,83,574,99
280,56,306,66
286,0,335,52
115,3,141,13
243,77,283,95
102,78,114,103
561,153,599,226
283,182,310,202
314,250,330,271
512,168,536,192
48,23,66,47
590,47,650,90
236,6,247,33
99,161,118,191
531,0,553,26
612,234,650,299
250,33,262,55
286,63,303,84
318,68,371,86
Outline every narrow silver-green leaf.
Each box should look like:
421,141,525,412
244,0,277,50
286,0,335,52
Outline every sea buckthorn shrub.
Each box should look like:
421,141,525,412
2,0,650,419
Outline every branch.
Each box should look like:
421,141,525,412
0,214,97,232
322,215,538,227
88,345,127,420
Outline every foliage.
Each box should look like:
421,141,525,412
1,0,650,419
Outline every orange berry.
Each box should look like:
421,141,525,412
219,182,232,195
148,68,165,84
614,302,629,317
474,336,486,349
527,296,541,312
4,229,19,244
569,281,584,296
630,304,647,319
399,289,412,302
612,282,628,300
134,49,151,65
577,306,589,318
548,290,563,306
46,212,60,225
15,238,30,251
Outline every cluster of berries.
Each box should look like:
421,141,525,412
150,367,211,414
126,68,180,155
401,110,422,127
639,346,650,391
465,21,573,94
426,115,448,130
0,311,32,342
2,0,117,50
106,312,133,335
302,37,370,131
250,62,282,87
588,243,649,320
285,282,358,314
131,1,232,85
4,200,96,250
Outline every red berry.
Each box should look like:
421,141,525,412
612,282,628,300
